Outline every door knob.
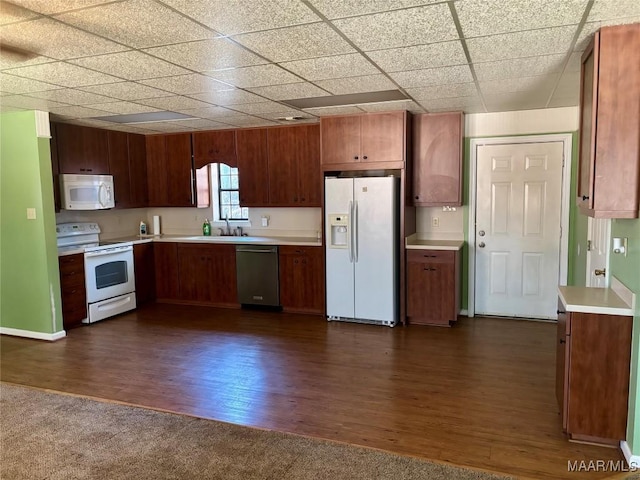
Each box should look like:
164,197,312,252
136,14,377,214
478,230,485,237
594,268,606,277
478,242,486,248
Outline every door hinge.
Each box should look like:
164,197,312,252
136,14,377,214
587,240,592,251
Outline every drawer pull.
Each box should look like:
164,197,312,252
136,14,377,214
423,267,436,271
559,338,566,344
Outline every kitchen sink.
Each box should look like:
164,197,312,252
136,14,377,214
175,235,275,243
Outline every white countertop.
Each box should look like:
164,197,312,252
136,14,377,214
558,285,634,316
406,239,464,251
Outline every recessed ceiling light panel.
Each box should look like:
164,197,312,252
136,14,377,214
92,111,197,124
281,90,408,109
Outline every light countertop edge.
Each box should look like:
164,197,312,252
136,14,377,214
405,239,464,251
558,286,634,316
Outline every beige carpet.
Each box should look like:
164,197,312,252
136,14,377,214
1,383,512,480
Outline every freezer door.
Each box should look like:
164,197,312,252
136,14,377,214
325,177,355,319
353,176,398,324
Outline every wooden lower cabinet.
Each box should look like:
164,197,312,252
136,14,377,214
58,254,86,329
177,244,237,306
556,304,632,444
133,242,155,305
279,246,324,314
406,249,459,326
153,242,180,301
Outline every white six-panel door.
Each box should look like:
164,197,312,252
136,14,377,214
475,142,563,319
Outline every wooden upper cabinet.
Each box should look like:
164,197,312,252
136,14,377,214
412,112,463,207
577,24,640,218
127,133,149,208
55,123,110,174
296,124,321,206
236,128,269,207
145,133,194,207
107,131,131,208
50,123,61,212
320,111,407,169
192,129,237,168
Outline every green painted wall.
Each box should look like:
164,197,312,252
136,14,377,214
0,111,63,334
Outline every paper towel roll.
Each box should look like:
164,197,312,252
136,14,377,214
152,215,161,235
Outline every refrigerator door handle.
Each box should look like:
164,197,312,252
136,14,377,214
348,200,354,263
353,201,358,263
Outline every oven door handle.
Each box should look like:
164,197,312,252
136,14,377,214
85,245,133,257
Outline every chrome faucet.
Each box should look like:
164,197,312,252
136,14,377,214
224,216,231,236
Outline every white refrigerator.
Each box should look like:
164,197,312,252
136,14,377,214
325,176,399,326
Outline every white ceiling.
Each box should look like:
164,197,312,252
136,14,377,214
0,0,638,134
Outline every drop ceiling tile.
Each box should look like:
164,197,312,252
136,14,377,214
332,4,458,51
279,54,379,81
216,115,279,127
420,95,483,111
552,71,581,97
0,54,56,71
140,74,231,95
565,52,583,72
100,124,162,134
178,106,242,119
144,39,265,72
136,96,217,112
473,54,566,81
303,105,365,116
367,41,468,72
162,119,231,130
131,122,198,133
429,104,487,114
5,62,122,87
479,74,559,95
258,109,313,120
247,82,329,101
0,105,25,113
455,0,587,38
9,0,114,14
233,23,355,62
0,2,39,24
55,0,217,49
483,92,550,112
0,18,127,60
162,0,319,35
228,101,295,114
85,101,161,115
389,65,473,88
0,72,62,93
309,0,440,19
575,17,640,51
204,64,302,88
588,0,640,22
0,94,69,110
53,117,115,129
466,26,577,63
356,99,426,114
79,82,173,100
314,74,397,95
26,88,113,105
189,89,265,106
48,105,114,118
406,82,478,100
70,51,191,81
547,95,580,108
275,117,318,125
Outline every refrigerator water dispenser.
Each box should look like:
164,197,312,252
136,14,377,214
329,214,349,248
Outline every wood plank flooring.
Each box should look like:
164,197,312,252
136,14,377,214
0,304,625,479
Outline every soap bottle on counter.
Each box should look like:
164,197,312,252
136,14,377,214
203,218,211,236
139,221,147,236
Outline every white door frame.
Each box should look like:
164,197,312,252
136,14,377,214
467,134,573,317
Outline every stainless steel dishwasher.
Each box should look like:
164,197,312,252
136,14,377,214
235,245,280,307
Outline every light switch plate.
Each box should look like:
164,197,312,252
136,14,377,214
26,208,36,220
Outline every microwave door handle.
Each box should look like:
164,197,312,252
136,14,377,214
98,183,107,208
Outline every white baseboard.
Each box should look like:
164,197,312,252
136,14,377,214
0,327,66,341
621,441,640,468
460,309,468,316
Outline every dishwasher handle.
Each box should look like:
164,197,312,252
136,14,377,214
236,247,278,254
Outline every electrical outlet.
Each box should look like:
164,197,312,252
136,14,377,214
26,208,36,220
432,217,439,227
261,215,269,227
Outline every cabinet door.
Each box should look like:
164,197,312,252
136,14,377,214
267,126,300,206
361,112,405,164
134,243,155,305
57,123,110,174
407,251,456,326
208,244,237,305
296,124,321,206
413,112,463,206
320,115,361,165
58,254,86,329
127,134,149,208
236,128,269,206
555,304,569,429
50,123,61,212
107,131,131,208
154,242,179,300
193,129,237,168
145,135,168,206
279,246,324,314
178,244,215,303
577,37,597,210
165,133,194,207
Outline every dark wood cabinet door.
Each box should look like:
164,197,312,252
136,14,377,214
267,126,299,206
360,112,405,164
193,129,237,168
107,131,131,208
236,128,269,206
58,254,86,329
154,242,180,301
208,244,237,305
56,123,110,174
145,135,168,207
320,115,361,165
127,133,148,207
555,305,569,429
577,38,597,211
134,242,155,305
296,124,321,206
165,133,194,207
178,244,237,305
50,123,61,212
279,246,324,314
412,112,463,206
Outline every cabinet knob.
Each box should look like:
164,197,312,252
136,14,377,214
582,195,589,201
363,155,368,160
415,195,419,200
354,156,359,160
557,309,565,315
559,338,566,344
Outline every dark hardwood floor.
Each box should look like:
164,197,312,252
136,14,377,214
1,304,624,479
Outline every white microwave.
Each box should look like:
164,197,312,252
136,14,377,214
60,174,115,210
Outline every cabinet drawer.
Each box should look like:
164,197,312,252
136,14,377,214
60,272,85,289
59,255,84,273
279,245,322,257
407,249,454,264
